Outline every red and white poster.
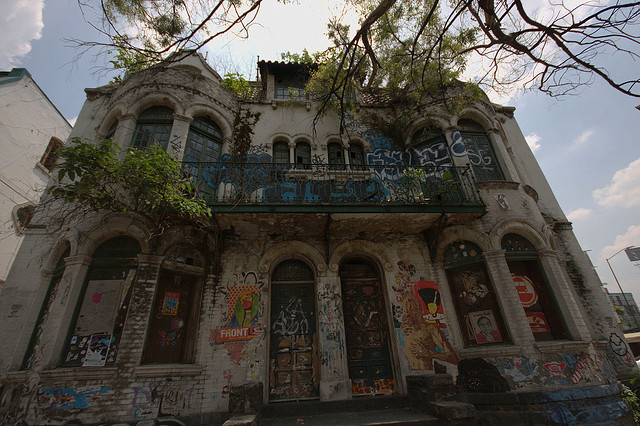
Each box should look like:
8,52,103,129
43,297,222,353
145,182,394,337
512,274,538,307
526,312,551,333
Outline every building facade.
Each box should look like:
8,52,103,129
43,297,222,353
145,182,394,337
0,68,71,282
0,52,636,424
607,290,640,332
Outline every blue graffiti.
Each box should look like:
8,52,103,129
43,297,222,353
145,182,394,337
40,386,109,409
450,130,467,157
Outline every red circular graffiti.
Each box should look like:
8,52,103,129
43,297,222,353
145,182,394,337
512,274,538,307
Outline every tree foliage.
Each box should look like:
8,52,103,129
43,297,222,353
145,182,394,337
48,138,211,236
79,0,640,104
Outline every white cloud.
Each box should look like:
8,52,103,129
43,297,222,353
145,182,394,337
598,225,640,262
525,133,541,152
593,158,640,208
567,208,592,221
0,0,44,68
572,129,594,148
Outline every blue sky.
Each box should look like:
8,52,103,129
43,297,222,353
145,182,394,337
2,0,640,302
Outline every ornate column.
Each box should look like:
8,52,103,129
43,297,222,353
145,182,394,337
114,113,137,152
483,250,534,347
37,255,92,370
317,263,352,401
170,114,193,161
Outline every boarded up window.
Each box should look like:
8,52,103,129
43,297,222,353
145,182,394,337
444,241,509,346
62,236,140,367
141,269,202,364
502,234,567,341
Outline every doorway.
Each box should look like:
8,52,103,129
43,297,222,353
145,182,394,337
340,258,395,395
269,259,319,401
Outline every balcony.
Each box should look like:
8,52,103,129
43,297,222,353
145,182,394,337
183,162,485,213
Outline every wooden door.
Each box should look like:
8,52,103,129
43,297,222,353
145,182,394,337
269,260,318,401
340,259,395,395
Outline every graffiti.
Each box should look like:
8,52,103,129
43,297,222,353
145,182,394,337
132,382,194,419
247,144,268,155
159,330,180,347
493,352,616,389
458,358,510,393
38,386,108,410
161,292,180,315
449,130,467,157
412,142,453,167
606,332,635,368
400,291,457,370
272,296,309,336
82,334,112,366
460,271,489,305
352,379,396,395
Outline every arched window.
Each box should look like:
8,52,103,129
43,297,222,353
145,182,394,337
273,141,290,164
328,142,345,170
62,236,141,367
458,119,503,182
184,116,222,162
131,106,174,150
40,137,64,172
295,141,311,169
410,127,452,167
23,245,70,369
141,243,205,364
443,240,509,346
502,234,567,341
348,143,365,170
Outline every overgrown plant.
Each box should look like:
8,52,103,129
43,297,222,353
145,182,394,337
47,138,212,241
621,384,640,423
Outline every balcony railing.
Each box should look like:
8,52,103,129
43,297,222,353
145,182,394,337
182,162,484,212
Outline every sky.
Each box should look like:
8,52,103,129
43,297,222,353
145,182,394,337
2,0,640,302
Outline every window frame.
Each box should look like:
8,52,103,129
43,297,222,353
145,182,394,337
294,141,311,169
458,119,504,182
348,143,366,170
273,141,290,164
131,106,174,151
328,142,345,170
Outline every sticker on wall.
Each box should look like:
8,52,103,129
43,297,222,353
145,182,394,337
512,274,538,307
162,292,180,315
527,312,551,333
82,334,112,367
460,271,489,305
214,285,263,343
468,310,502,344
493,193,511,210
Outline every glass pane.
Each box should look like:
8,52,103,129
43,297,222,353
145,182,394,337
274,142,290,163
295,142,311,169
462,133,504,182
272,259,314,281
502,234,536,254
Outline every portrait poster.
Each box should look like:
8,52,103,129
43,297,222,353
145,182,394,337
162,292,180,316
469,310,502,344
82,334,112,367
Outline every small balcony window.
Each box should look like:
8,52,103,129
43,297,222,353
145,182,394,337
295,141,311,169
273,141,290,164
328,142,345,170
458,119,504,182
348,143,365,170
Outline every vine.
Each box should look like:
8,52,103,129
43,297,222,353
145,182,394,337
230,107,261,163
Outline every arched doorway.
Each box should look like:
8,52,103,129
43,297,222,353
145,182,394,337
340,258,395,395
269,259,319,401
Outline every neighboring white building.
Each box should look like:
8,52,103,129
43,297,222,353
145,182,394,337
0,68,71,282
0,53,636,424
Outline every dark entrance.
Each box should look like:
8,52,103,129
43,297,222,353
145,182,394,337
340,259,395,395
269,259,319,401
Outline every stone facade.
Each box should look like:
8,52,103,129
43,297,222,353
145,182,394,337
0,52,636,424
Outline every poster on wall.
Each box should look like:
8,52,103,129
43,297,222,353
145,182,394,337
468,310,502,344
512,274,538,307
162,292,180,316
82,334,112,367
526,312,551,333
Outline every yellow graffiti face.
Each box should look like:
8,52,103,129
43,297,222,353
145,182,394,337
427,302,438,316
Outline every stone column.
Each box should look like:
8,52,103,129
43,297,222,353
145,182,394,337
537,249,591,342
37,255,93,370
487,129,520,183
483,250,534,347
116,254,164,366
288,141,295,164
432,261,467,353
115,113,137,152
170,114,193,161
317,266,352,401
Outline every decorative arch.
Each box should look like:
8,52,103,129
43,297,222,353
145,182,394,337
407,116,449,142
43,238,72,271
453,107,495,132
489,219,550,251
97,106,124,137
154,224,217,264
259,241,326,275
126,91,185,117
76,213,150,256
436,226,492,262
184,103,234,138
266,132,293,148
329,240,394,273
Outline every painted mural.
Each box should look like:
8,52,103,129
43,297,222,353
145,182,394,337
38,386,109,411
391,256,458,371
132,382,195,419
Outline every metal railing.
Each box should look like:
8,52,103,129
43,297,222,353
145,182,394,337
182,162,483,210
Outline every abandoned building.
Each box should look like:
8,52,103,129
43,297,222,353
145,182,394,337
0,51,636,424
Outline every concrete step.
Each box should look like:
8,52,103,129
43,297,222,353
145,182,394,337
260,407,439,425
262,395,411,418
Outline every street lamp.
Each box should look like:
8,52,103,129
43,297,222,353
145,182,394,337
606,246,640,330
